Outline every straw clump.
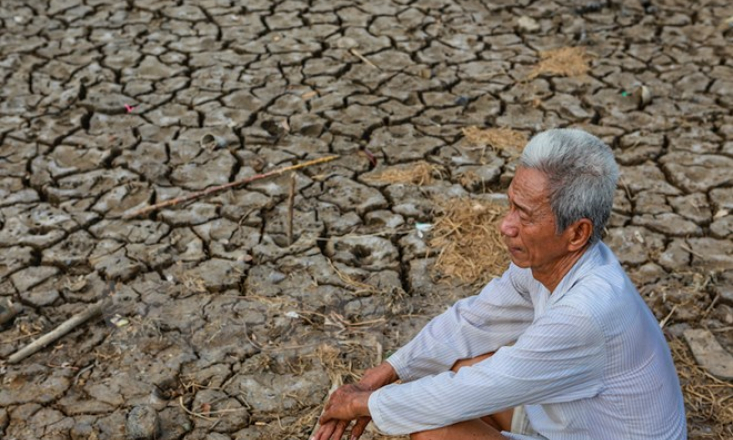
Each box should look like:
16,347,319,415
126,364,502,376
462,126,527,157
429,198,509,285
529,46,590,79
364,161,443,186
669,337,733,440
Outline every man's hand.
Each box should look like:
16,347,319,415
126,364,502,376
313,362,398,440
313,384,371,440
314,416,371,440
320,384,372,422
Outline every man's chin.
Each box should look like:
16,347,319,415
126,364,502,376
507,248,529,268
508,256,530,268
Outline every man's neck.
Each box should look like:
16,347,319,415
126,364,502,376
533,245,591,293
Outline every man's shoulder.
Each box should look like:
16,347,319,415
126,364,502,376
559,261,647,334
570,242,630,293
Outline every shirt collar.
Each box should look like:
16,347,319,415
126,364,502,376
549,241,604,303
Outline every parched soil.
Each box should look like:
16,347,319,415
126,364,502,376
1,1,732,440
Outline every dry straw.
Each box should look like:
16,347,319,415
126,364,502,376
529,46,590,79
364,161,444,186
669,337,733,440
429,198,509,285
461,126,527,158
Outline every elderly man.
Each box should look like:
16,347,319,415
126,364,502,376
314,129,686,440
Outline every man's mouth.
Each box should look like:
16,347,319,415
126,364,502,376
506,244,522,255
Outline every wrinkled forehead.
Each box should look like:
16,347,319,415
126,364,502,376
508,167,552,209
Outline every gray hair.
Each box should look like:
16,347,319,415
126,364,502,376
519,128,619,245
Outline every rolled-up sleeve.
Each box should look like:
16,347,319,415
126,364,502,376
386,264,535,383
370,304,606,435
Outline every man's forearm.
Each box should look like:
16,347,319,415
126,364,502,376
359,361,399,390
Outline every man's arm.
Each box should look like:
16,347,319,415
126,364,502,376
368,304,606,435
315,266,533,439
388,265,534,383
359,361,399,390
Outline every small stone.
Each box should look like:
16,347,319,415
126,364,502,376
516,16,540,33
70,422,94,440
710,215,732,239
0,408,7,431
715,283,733,307
660,152,733,193
0,298,21,326
632,213,702,236
10,266,59,293
324,235,399,270
126,405,161,440
335,37,358,49
683,329,733,380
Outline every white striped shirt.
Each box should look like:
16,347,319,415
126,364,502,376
368,242,686,439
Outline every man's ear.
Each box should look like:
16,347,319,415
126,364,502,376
567,218,593,251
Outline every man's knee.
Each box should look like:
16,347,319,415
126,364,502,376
410,430,432,440
450,352,495,373
409,420,509,440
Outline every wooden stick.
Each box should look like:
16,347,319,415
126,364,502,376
349,49,379,69
123,155,339,219
287,172,296,246
7,297,111,364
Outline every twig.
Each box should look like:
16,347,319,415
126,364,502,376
74,361,97,385
702,293,720,318
659,304,679,329
243,323,263,351
179,396,216,421
7,297,112,364
287,172,296,246
349,49,379,69
0,331,41,344
123,155,339,219
680,244,704,259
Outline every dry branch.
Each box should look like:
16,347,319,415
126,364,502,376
287,172,296,246
123,155,338,219
350,49,379,69
7,297,112,364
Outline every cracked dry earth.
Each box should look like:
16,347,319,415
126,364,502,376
1,0,732,440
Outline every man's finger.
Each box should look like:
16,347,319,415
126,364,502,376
350,416,371,440
331,420,349,440
314,420,336,440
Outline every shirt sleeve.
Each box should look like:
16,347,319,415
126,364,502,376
386,264,535,383
369,303,606,435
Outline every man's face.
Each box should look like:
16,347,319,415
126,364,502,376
499,167,571,272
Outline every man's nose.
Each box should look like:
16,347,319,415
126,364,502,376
500,211,518,237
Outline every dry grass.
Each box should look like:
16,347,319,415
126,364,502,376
429,198,509,285
461,127,527,156
364,161,444,186
669,337,733,440
457,170,482,189
529,46,590,79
